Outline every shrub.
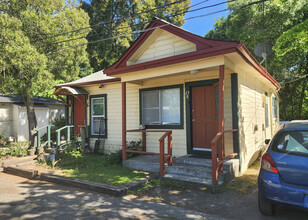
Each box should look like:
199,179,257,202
7,142,29,157
0,149,6,159
56,142,85,168
101,139,142,165
52,116,66,127
41,116,67,143
0,131,6,146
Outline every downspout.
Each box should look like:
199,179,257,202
269,90,273,138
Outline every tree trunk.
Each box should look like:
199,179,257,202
22,93,38,149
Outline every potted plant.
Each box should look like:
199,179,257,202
37,146,44,155
28,148,35,156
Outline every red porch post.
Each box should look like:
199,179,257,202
218,65,225,172
122,82,127,160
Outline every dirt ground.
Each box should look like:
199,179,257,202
20,162,63,175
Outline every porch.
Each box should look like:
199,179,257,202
120,63,240,185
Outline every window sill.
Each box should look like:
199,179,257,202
145,124,183,129
90,134,107,139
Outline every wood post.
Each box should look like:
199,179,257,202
142,131,146,152
160,139,165,176
168,132,172,166
211,142,218,185
218,65,225,173
122,82,127,160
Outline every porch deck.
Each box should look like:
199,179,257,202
123,155,239,186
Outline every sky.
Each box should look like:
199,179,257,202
182,0,229,37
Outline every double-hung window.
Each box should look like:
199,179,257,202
140,85,183,129
90,94,107,137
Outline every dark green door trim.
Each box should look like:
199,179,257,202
231,73,240,159
71,95,74,125
185,79,219,155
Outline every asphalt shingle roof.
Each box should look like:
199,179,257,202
0,94,64,105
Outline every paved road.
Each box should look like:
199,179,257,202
0,172,225,220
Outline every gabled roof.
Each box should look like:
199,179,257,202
104,18,238,76
104,18,281,89
54,70,120,88
0,94,64,105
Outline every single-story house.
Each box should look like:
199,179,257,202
54,18,281,183
0,95,65,142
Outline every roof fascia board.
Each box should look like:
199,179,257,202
120,56,224,82
54,78,120,88
107,46,236,76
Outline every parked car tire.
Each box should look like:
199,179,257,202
258,191,275,216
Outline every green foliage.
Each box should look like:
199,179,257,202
0,0,92,146
0,1,93,94
6,142,29,157
0,131,6,146
205,0,308,120
0,148,7,159
81,0,191,72
57,142,85,167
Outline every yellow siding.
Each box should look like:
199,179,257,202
128,29,196,65
84,83,123,152
238,72,279,172
82,69,234,157
0,103,13,137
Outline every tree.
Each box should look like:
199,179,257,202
0,0,92,147
81,0,191,72
205,0,308,120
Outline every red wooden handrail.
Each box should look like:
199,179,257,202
211,129,238,185
124,129,172,176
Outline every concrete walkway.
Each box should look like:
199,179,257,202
0,172,226,220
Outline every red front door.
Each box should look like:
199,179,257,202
74,96,85,135
191,85,218,150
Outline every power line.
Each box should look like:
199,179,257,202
42,0,188,40
51,0,236,46
47,0,267,54
44,0,235,42
46,10,228,54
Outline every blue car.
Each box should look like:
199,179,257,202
258,121,308,216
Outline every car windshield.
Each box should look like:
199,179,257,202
272,130,308,157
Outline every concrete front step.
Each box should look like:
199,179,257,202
122,155,239,186
165,164,213,179
123,155,162,173
163,173,223,186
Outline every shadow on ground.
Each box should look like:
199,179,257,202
0,173,212,220
130,184,308,220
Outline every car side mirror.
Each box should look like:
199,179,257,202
265,139,271,145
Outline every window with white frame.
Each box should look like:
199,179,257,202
140,85,183,128
90,95,107,137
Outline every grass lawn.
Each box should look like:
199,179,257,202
56,154,149,186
